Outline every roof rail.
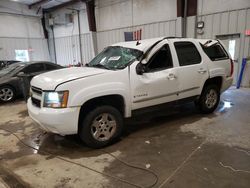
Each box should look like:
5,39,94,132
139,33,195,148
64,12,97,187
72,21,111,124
163,36,183,39
139,36,184,61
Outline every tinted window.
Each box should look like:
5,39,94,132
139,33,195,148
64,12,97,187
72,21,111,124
201,44,228,61
45,63,59,71
147,44,173,72
22,63,45,74
174,42,201,66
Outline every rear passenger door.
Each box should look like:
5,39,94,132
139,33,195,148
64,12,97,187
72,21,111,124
171,41,209,99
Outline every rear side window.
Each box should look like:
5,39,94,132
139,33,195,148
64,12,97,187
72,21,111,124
45,64,60,71
174,42,201,66
201,44,229,61
22,63,45,74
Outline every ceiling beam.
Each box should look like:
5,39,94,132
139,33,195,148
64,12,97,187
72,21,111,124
44,0,81,12
29,0,50,9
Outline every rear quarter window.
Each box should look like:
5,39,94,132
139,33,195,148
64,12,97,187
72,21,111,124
201,44,229,61
174,42,202,66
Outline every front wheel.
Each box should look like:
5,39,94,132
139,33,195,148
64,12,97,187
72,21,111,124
197,85,220,114
79,106,123,148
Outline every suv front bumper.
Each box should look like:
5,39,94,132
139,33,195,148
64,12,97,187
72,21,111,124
27,98,80,135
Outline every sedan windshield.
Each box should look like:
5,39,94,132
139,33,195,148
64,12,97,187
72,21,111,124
0,63,24,77
87,46,143,70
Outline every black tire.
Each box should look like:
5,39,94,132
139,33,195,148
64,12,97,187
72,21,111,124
197,84,220,114
0,86,15,102
79,105,123,148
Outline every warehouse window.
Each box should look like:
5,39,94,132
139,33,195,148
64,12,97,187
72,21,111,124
15,50,29,62
174,42,201,66
201,44,229,61
228,40,235,60
146,44,173,72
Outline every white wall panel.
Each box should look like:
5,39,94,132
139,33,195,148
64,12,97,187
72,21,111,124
198,0,250,15
0,0,50,61
52,33,94,66
204,15,213,38
53,9,90,38
96,0,177,31
186,16,196,38
196,7,250,87
228,11,238,34
96,19,177,52
220,12,229,34
0,37,50,61
212,14,221,36
29,39,50,61
81,33,95,63
132,0,177,26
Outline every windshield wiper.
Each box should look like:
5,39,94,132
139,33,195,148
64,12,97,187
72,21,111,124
91,64,111,70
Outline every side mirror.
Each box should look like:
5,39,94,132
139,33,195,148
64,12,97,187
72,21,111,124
17,72,25,76
136,63,146,75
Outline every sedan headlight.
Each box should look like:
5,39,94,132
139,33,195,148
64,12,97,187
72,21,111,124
43,91,69,108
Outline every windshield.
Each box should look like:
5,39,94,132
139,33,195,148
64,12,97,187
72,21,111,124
87,46,143,70
0,63,24,77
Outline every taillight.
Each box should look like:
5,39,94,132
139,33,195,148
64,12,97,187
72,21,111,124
230,58,234,77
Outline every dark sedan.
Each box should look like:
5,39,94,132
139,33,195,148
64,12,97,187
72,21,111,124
0,60,20,70
0,61,63,102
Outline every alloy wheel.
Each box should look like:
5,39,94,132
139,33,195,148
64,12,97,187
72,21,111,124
205,89,218,109
0,88,14,102
90,113,117,141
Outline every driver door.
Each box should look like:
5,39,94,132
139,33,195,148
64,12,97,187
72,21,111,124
130,42,179,110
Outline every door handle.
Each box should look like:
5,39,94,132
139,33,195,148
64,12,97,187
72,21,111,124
167,73,177,80
198,69,207,74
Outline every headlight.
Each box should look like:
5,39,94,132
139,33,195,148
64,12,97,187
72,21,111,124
43,91,69,108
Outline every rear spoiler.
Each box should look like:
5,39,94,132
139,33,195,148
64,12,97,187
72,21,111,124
200,40,219,47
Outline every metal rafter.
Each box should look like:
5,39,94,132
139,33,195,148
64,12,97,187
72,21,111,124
43,0,81,12
29,0,51,9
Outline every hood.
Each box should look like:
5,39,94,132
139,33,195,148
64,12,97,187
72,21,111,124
31,67,109,90
0,74,11,84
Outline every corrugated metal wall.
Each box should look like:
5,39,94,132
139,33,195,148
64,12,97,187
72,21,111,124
0,37,50,61
197,8,250,57
50,33,95,66
96,19,177,52
197,7,250,87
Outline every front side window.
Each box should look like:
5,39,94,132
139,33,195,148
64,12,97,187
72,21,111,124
0,64,24,77
174,42,201,66
146,44,173,72
88,46,143,70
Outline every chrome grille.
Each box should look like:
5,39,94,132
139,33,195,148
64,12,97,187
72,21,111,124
31,86,42,95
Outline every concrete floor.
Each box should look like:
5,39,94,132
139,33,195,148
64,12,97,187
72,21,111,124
0,87,250,188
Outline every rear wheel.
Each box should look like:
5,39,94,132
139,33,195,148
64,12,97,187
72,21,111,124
79,106,123,148
0,86,15,102
197,85,220,114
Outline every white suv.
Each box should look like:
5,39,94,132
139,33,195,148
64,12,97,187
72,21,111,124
28,37,233,148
